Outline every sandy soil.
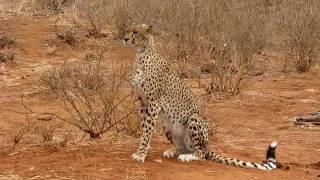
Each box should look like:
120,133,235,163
0,15,319,180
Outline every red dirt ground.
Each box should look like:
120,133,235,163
0,15,320,180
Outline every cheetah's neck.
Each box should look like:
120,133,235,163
137,36,155,54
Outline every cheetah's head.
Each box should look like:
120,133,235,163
123,24,153,48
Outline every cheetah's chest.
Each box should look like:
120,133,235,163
131,64,149,105
131,65,144,87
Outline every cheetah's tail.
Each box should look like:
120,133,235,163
205,141,278,170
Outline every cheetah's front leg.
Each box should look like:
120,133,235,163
132,102,161,163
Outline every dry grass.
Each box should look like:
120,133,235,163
73,0,112,38
9,97,57,146
21,0,74,15
46,0,320,94
55,19,80,46
0,173,22,180
3,0,320,75
11,114,73,148
55,26,79,46
108,0,269,95
276,0,320,73
29,0,60,13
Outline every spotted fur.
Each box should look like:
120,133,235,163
124,24,279,170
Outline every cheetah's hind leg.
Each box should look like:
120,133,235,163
163,130,179,158
178,114,208,163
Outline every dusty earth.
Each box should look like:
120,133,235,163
0,15,320,180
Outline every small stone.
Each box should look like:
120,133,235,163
154,159,162,163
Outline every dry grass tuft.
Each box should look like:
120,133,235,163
12,124,29,145
0,33,16,63
0,33,15,49
55,25,79,46
0,50,16,63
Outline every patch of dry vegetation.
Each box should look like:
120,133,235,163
0,33,15,48
0,50,16,63
55,24,79,46
73,0,112,38
276,0,320,73
110,0,320,90
49,0,319,80
10,97,66,147
48,0,269,95
0,33,16,63
0,0,76,15
39,50,139,139
11,50,140,146
24,0,75,15
109,0,269,95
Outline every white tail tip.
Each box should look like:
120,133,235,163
270,141,278,148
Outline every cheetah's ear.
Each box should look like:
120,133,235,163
147,25,153,34
147,25,159,36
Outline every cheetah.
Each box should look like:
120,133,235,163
124,24,279,170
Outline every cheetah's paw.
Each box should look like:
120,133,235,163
163,150,176,158
178,154,198,162
131,153,146,163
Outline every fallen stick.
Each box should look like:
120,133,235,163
296,112,320,125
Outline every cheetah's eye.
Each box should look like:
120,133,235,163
133,31,138,34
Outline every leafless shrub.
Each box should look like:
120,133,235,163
198,45,246,96
277,0,320,72
39,54,138,138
